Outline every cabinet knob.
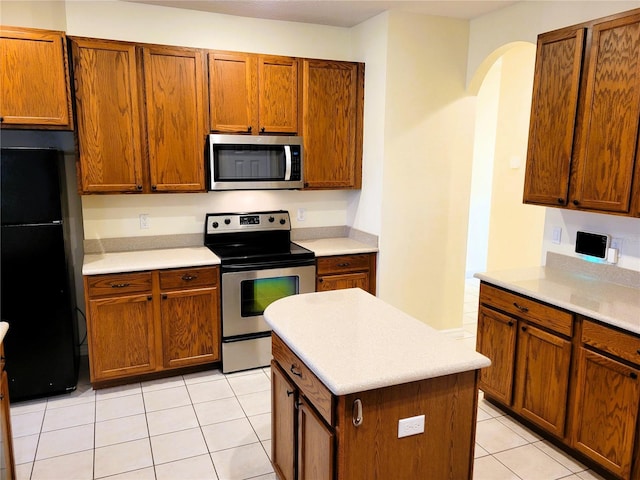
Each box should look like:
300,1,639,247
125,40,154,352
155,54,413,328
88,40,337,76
318,278,324,283
260,127,266,133
352,398,363,427
0,117,4,123
147,295,152,301
637,349,640,355
521,325,527,332
247,125,252,133
572,199,580,206
513,302,529,313
508,320,514,327
162,294,168,300
152,185,157,191
136,184,143,191
557,198,565,205
631,372,638,380
286,390,294,397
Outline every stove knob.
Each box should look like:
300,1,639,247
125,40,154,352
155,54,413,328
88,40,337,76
224,218,231,225
212,221,219,229
268,216,275,223
279,218,286,225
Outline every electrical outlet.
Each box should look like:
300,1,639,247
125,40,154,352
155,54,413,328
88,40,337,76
398,414,425,438
610,238,623,250
297,208,306,222
552,227,562,244
139,213,150,229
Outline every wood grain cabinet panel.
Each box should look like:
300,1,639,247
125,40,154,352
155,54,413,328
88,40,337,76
84,267,221,386
70,38,144,193
271,361,296,480
571,348,640,479
523,27,584,207
316,253,376,295
209,51,297,134
513,322,572,437
0,25,73,129
523,9,640,217
302,59,364,189
71,37,207,194
297,399,334,480
143,46,207,192
476,305,517,404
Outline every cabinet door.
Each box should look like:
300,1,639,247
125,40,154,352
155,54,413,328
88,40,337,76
317,272,368,292
71,38,144,193
271,362,297,480
0,26,72,128
302,60,364,189
476,306,517,404
298,398,334,480
0,370,14,480
523,27,584,207
513,323,572,437
87,293,156,381
144,46,207,192
258,55,298,134
571,348,640,479
208,51,257,133
572,13,640,213
159,286,220,368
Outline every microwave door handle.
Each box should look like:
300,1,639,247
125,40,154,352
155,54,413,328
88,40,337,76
284,145,292,180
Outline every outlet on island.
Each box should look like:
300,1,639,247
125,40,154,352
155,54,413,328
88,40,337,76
398,414,425,438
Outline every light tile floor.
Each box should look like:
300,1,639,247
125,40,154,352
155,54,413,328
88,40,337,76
9,278,607,480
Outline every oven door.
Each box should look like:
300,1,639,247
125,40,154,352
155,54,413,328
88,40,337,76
221,264,316,338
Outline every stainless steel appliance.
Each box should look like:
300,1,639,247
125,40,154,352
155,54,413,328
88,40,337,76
207,134,303,190
204,210,315,373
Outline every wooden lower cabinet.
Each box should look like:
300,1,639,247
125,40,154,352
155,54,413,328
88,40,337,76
271,333,478,479
84,266,220,386
0,344,15,480
477,282,640,479
316,253,376,295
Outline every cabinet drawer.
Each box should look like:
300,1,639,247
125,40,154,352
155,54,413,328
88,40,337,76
317,254,370,275
582,319,640,366
86,272,153,297
159,266,218,290
480,283,573,337
272,333,334,425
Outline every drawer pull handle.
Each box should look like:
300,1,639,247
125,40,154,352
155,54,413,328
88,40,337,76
337,263,350,267
111,283,131,288
181,274,198,281
631,372,638,380
513,302,529,313
290,365,302,377
352,398,363,427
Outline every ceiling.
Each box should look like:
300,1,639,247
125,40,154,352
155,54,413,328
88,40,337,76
124,0,519,28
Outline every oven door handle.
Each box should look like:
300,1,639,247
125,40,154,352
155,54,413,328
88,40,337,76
222,258,315,272
284,145,292,181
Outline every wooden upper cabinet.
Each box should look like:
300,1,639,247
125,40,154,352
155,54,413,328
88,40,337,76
71,38,144,193
209,51,297,134
143,46,207,192
523,27,585,207
302,59,364,189
0,25,73,129
571,12,640,213
71,38,207,194
208,51,256,134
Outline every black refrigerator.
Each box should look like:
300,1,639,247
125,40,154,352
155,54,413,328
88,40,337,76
0,147,79,401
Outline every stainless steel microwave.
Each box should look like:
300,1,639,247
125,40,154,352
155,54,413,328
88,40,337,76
208,134,303,190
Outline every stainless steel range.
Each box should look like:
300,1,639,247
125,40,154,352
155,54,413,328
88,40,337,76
204,210,315,373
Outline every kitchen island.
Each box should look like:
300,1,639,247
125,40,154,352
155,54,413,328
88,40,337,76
264,288,490,480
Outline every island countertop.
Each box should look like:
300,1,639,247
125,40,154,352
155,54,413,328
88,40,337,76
264,288,490,396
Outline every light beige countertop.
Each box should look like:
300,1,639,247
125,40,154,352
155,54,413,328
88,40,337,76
264,288,491,396
82,247,220,276
475,266,640,335
0,322,8,343
295,237,378,256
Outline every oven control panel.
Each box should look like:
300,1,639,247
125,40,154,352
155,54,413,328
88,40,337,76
206,210,290,234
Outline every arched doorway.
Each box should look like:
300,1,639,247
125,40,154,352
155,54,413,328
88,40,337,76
465,42,546,278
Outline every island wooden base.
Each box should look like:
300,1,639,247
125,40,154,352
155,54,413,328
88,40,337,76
271,333,481,479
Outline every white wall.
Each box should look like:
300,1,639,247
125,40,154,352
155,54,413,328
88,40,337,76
470,1,640,273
